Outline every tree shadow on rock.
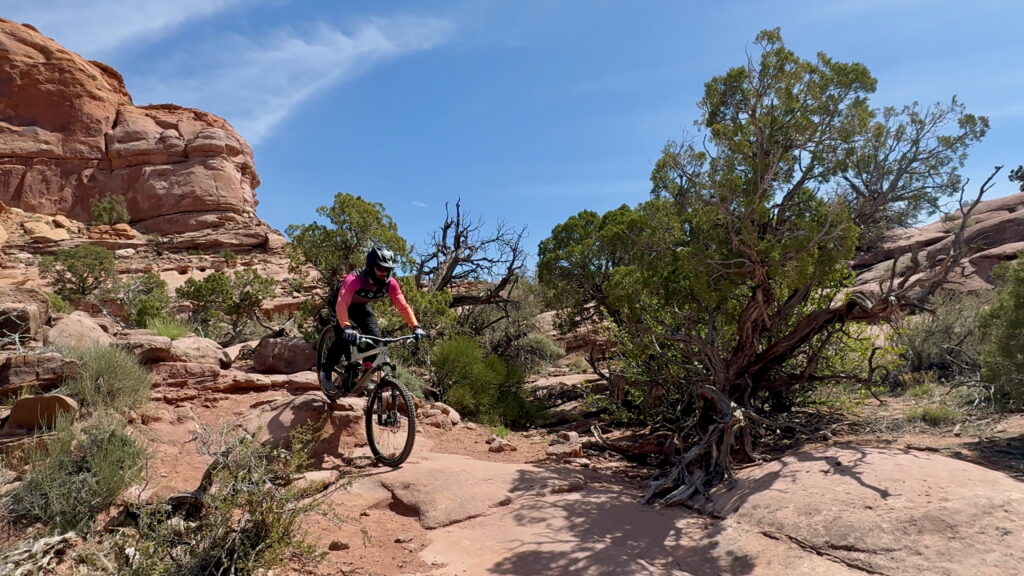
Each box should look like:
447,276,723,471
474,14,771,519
485,463,754,576
958,433,1024,480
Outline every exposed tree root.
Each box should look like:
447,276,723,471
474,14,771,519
643,387,760,506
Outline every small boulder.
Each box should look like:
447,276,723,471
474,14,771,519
432,402,462,425
2,394,78,433
252,336,316,374
545,442,584,459
170,336,231,368
21,221,50,235
51,215,75,229
117,330,173,364
0,353,80,398
422,414,453,431
488,438,517,452
46,312,114,349
29,228,70,243
0,286,50,340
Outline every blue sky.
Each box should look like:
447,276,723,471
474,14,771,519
3,1,1023,265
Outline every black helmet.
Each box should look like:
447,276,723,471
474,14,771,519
366,246,397,270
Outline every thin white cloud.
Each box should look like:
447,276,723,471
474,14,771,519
0,0,248,56
132,17,455,144
412,201,429,208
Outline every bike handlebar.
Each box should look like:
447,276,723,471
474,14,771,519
357,334,420,346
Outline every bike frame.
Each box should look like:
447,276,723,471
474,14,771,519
334,334,417,394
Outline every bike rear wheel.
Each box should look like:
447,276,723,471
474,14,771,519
365,378,416,467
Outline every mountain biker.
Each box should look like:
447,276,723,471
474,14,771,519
319,246,427,395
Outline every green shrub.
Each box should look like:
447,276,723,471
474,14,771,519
175,268,276,344
121,429,322,575
62,346,151,414
907,381,935,399
5,412,147,533
979,257,1024,409
219,249,238,265
146,316,193,340
492,425,510,438
90,194,130,226
503,332,565,374
116,272,172,328
431,336,539,427
39,245,117,301
44,291,73,314
894,291,988,380
905,405,959,426
394,366,429,400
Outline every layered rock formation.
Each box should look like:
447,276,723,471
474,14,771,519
0,19,277,246
854,192,1024,292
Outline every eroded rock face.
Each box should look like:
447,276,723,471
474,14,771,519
854,192,1024,291
0,19,272,244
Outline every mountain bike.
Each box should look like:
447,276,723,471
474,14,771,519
316,328,418,467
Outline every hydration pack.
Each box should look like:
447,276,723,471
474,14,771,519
325,277,341,313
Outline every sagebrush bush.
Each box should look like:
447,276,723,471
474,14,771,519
39,245,117,301
146,316,193,340
4,412,147,533
121,427,323,575
62,346,151,414
90,193,131,226
906,405,959,426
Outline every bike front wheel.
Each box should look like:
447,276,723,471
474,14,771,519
365,378,416,467
316,326,343,400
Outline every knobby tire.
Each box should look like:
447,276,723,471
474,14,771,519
365,378,417,467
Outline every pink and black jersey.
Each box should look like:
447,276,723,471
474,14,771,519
334,269,418,328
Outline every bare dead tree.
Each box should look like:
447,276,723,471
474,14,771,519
415,200,528,308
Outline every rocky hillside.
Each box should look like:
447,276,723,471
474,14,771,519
854,192,1024,292
0,19,281,248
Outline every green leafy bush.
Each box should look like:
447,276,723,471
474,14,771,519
894,291,988,380
175,268,276,344
146,316,193,340
44,291,73,314
62,346,151,414
394,366,429,400
121,428,323,575
116,272,172,328
39,245,117,301
979,258,1024,409
90,193,130,226
5,412,147,533
219,249,238,265
431,336,539,427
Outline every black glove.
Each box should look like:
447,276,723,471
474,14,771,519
342,326,359,342
413,326,428,341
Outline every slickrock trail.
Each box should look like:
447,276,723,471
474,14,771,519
141,389,1024,576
